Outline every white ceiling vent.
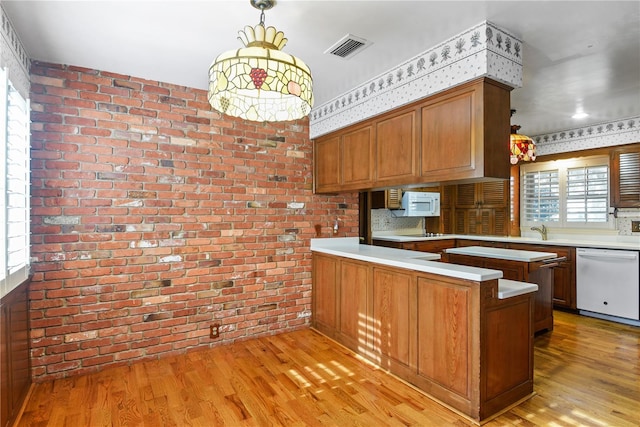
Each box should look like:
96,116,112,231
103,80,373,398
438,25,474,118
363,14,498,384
324,34,372,59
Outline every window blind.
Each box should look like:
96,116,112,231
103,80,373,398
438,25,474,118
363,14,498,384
522,169,560,223
1,68,30,297
566,165,608,222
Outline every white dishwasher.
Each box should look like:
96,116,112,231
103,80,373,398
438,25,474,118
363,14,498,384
576,248,640,321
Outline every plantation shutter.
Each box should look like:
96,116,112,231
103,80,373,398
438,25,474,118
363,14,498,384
522,169,560,223
1,68,30,296
566,165,608,223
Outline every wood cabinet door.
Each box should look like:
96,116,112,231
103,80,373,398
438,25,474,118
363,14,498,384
1,302,8,427
475,208,508,236
477,208,496,235
452,182,508,236
372,267,415,368
343,125,375,186
421,89,475,178
376,110,418,182
456,183,477,208
479,181,508,208
551,264,574,309
482,258,526,281
506,243,576,310
491,208,509,236
484,297,533,402
611,147,640,207
412,239,456,256
339,260,371,350
454,209,473,235
416,277,472,399
312,254,339,331
455,208,499,236
314,136,341,193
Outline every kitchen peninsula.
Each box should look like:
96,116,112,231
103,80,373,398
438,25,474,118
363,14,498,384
444,246,563,334
311,238,538,423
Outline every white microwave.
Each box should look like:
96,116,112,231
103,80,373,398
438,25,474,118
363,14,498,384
400,191,440,217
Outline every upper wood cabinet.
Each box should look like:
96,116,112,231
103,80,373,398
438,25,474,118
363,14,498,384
420,79,511,182
313,77,512,194
451,181,509,236
314,124,374,193
376,110,419,184
343,125,375,187
371,188,403,209
611,146,640,207
456,181,508,208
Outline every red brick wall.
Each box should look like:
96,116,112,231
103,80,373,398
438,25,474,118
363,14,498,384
28,62,359,381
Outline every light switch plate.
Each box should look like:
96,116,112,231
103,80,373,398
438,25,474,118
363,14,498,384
632,221,640,232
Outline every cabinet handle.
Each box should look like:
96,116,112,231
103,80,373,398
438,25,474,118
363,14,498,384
539,262,559,268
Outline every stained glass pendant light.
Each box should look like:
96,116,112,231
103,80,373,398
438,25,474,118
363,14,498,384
510,124,536,164
208,0,314,122
509,110,536,164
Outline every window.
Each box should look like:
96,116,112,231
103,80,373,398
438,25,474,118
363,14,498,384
521,156,611,229
566,165,608,222
0,67,30,298
522,169,560,223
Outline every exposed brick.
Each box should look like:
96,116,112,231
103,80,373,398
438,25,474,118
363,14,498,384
28,62,359,383
65,331,98,343
113,79,141,91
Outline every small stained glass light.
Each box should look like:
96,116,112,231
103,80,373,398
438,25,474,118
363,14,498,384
208,0,313,122
510,124,536,164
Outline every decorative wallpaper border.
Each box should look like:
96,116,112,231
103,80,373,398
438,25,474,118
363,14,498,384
309,21,523,139
0,4,30,98
533,116,640,156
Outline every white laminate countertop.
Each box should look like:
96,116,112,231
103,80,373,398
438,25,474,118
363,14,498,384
498,279,538,299
311,238,539,298
372,232,640,251
311,237,502,282
445,246,558,262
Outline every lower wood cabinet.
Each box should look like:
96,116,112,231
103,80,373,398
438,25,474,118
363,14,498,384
403,239,456,255
444,252,555,334
1,281,31,427
416,277,471,400
372,267,415,370
339,260,370,350
372,238,577,311
312,254,339,332
505,243,576,310
312,252,535,423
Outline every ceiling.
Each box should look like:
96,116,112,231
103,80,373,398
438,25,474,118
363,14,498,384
3,0,640,137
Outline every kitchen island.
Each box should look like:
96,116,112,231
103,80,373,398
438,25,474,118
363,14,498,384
311,238,538,424
444,246,563,333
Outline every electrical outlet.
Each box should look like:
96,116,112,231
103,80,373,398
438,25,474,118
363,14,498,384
632,221,640,232
210,323,220,339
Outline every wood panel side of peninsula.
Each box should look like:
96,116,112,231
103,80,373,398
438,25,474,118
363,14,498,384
311,252,535,423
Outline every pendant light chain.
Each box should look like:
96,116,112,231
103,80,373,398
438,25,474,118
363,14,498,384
259,8,266,25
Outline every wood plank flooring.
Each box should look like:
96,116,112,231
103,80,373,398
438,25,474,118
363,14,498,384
17,311,640,426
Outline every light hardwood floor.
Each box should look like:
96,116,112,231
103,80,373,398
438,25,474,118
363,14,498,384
17,311,640,426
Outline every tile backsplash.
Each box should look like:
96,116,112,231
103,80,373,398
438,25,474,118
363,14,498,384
372,209,424,233
616,209,640,236
372,207,640,236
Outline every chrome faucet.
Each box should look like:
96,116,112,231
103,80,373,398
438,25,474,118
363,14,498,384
531,224,548,240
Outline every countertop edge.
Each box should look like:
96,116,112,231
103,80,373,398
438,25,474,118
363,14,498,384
498,279,538,299
311,238,503,282
371,234,640,251
444,246,558,262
